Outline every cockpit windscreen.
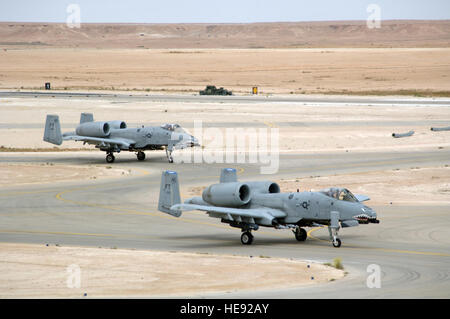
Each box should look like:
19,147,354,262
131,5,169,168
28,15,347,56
320,188,358,202
161,124,186,133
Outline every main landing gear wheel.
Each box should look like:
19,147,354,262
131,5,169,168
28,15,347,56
332,238,342,248
240,231,254,245
106,153,115,163
136,151,146,161
294,227,307,242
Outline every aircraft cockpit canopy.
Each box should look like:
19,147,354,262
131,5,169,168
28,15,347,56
320,188,358,202
161,123,185,133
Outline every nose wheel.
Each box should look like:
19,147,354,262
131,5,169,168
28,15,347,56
328,226,342,248
332,238,342,248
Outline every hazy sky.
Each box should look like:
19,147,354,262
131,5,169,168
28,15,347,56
1,0,449,23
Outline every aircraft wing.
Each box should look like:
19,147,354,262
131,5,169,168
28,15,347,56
171,203,286,226
63,134,135,149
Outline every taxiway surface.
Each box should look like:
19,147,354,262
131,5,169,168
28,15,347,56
0,92,449,298
0,149,449,298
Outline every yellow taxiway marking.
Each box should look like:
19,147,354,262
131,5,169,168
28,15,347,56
52,175,450,255
279,155,450,176
0,188,65,197
0,229,117,238
307,227,329,243
53,166,250,232
307,227,450,257
0,228,262,245
53,165,287,237
12,163,450,257
0,166,152,198
0,228,220,243
130,167,152,176
262,120,277,128
370,248,450,257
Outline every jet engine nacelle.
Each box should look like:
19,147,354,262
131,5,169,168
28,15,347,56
202,182,251,207
76,122,110,137
246,181,280,194
107,121,127,129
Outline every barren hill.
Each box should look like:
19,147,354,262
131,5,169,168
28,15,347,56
1,20,449,48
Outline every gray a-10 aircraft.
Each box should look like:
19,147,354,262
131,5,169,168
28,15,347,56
44,113,199,163
158,168,379,247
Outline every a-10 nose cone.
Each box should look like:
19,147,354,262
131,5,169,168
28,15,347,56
355,206,380,224
190,135,200,147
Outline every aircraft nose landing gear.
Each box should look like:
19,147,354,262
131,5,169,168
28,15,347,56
328,226,342,248
329,211,341,248
165,148,174,163
332,238,342,248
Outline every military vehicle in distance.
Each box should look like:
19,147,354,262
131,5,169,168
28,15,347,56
199,85,233,96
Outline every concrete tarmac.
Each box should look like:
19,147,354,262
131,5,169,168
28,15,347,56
0,149,449,298
1,90,450,107
0,91,449,298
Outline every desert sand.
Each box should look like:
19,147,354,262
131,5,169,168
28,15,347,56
0,243,343,298
1,20,449,95
1,21,449,49
0,19,449,299
0,48,449,95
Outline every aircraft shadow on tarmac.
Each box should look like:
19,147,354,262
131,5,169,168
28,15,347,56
36,153,171,165
160,231,374,250
163,233,336,249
